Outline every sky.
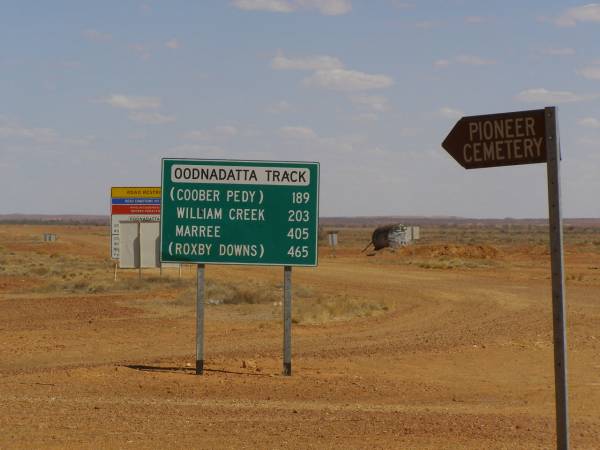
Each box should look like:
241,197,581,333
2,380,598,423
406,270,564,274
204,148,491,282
1,0,599,218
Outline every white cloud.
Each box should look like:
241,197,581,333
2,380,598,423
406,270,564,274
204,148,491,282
579,117,600,128
577,136,600,147
352,112,378,122
305,68,393,91
271,54,343,71
435,55,496,68
214,125,238,136
578,65,600,80
297,0,352,15
184,131,212,140
438,107,463,119
184,126,239,140
167,144,225,158
456,54,496,66
101,94,161,110
0,119,59,143
554,3,600,27
99,94,174,125
541,47,576,56
350,94,389,112
515,88,596,103
233,0,295,12
232,0,351,15
83,29,112,42
266,100,292,113
165,38,180,49
280,126,318,139
398,127,422,137
0,118,92,146
271,53,393,92
128,111,176,125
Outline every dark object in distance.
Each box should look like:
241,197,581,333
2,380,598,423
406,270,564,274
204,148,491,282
362,224,403,252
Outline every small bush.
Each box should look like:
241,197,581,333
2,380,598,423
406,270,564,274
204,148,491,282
31,267,49,276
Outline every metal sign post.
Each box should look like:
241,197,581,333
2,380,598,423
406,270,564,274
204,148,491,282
545,106,569,450
196,264,205,375
442,106,569,449
137,222,142,280
283,266,292,376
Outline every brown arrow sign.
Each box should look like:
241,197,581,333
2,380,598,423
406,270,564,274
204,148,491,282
442,108,546,169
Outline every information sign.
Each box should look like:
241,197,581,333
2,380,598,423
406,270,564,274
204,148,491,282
442,109,546,169
160,159,319,266
110,187,161,259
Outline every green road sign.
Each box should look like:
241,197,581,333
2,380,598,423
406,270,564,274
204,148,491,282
160,159,319,266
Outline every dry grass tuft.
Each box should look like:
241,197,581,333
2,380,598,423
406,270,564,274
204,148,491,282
293,294,388,324
410,258,497,270
174,279,280,306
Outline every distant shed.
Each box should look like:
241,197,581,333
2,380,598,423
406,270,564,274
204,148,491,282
411,226,421,240
327,230,339,247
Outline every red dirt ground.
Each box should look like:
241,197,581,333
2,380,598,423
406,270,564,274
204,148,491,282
0,224,599,449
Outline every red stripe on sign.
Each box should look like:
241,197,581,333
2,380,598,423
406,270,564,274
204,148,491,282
111,205,161,214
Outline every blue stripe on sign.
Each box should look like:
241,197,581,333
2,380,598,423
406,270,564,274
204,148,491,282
112,198,161,205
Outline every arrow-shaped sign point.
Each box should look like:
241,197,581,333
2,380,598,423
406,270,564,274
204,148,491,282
442,118,468,169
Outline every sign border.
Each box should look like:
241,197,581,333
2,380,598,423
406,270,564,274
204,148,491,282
159,157,320,267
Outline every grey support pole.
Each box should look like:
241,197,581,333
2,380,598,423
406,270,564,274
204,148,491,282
283,266,292,376
545,106,569,450
196,263,205,375
137,222,142,280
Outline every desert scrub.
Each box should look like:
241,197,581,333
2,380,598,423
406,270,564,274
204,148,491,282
411,258,498,270
173,279,280,306
293,293,388,324
566,273,585,282
34,272,191,295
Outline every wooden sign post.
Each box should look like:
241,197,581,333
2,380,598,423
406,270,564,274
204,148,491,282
442,106,569,450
